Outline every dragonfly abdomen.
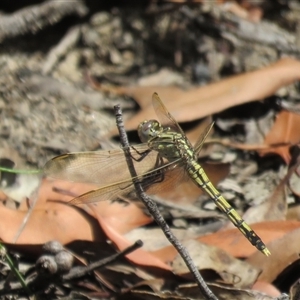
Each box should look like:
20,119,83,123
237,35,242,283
187,160,270,255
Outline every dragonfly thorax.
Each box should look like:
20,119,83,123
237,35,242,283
138,120,163,143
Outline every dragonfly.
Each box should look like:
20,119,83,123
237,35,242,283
44,93,270,256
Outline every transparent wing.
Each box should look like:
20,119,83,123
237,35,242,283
43,143,189,204
69,158,185,205
152,93,186,137
70,178,135,205
193,122,215,155
44,144,160,186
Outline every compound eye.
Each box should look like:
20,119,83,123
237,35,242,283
138,120,161,143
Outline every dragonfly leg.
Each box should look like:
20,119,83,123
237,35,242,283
130,146,152,162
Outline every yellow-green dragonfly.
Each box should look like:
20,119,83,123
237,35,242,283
44,93,270,256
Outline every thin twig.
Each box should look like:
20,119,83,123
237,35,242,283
63,240,143,280
13,184,40,243
42,26,82,75
114,104,218,300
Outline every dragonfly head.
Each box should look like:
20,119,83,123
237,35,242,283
138,120,162,143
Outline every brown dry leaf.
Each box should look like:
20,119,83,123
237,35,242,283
87,200,151,235
259,110,300,164
198,220,300,258
0,179,107,244
30,180,169,270
171,240,260,288
105,58,300,133
36,179,152,234
0,200,104,244
18,178,98,210
246,226,300,283
0,178,151,244
96,214,172,270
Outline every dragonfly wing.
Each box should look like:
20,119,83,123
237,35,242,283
69,158,183,205
193,122,214,155
145,159,188,196
44,144,159,186
69,178,135,205
152,93,186,137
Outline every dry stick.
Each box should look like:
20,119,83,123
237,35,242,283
0,0,88,42
42,25,82,75
114,104,218,300
63,240,143,280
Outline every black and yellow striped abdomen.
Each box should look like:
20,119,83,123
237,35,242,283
187,159,270,256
